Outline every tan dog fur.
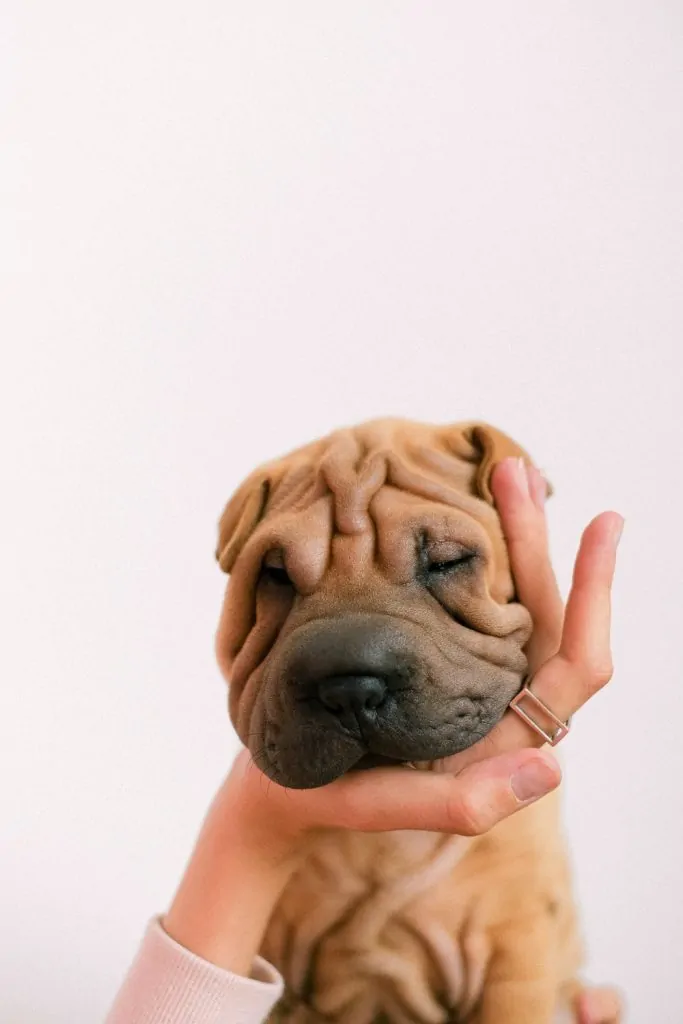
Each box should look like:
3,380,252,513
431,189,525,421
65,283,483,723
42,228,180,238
214,419,587,1023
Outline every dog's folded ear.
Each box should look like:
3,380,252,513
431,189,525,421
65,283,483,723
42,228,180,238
445,422,552,505
215,472,270,573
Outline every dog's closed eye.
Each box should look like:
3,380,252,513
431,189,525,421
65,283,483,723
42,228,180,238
427,552,478,575
417,531,479,581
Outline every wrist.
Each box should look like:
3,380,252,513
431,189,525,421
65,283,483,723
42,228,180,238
163,778,303,978
217,762,308,869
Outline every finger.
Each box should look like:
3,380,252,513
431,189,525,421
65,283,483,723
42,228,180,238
312,748,561,835
577,986,623,1024
559,512,623,676
517,510,623,731
490,459,564,668
439,511,623,772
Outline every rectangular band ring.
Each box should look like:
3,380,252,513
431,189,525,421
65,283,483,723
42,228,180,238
509,683,571,747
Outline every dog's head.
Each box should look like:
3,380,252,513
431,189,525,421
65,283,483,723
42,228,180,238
215,419,546,788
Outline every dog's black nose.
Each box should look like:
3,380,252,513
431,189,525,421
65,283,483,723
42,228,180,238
317,675,387,715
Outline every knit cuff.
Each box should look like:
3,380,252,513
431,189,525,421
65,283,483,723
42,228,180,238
106,916,284,1024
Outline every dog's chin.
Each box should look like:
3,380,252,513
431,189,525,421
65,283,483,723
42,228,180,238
350,752,415,771
253,750,413,789
248,678,519,788
253,716,503,789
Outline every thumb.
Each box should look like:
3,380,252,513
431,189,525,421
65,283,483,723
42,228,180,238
316,748,561,835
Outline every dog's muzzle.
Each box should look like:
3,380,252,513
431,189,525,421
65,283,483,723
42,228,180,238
281,614,421,719
257,612,525,787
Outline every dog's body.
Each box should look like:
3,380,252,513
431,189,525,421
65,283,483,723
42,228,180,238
262,800,582,1023
214,419,592,1023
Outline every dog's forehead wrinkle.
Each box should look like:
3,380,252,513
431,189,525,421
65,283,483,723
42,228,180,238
265,422,495,540
266,473,321,522
320,439,390,537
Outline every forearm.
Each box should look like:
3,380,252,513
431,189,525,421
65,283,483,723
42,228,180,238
163,781,299,978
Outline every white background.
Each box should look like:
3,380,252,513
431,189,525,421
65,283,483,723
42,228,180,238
1,3,682,1021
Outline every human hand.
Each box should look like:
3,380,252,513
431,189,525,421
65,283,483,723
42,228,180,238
165,457,623,995
434,455,623,773
222,455,623,850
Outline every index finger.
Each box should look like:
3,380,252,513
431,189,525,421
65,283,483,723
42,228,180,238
491,458,564,670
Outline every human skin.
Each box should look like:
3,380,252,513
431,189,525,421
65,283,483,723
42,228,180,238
164,457,624,1024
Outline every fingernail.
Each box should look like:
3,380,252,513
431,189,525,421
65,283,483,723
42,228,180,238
528,466,547,510
513,456,530,498
612,516,625,546
511,753,560,803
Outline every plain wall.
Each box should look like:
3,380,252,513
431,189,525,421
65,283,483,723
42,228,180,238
2,2,682,1020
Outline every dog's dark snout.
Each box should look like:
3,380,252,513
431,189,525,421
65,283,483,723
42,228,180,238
317,675,387,715
285,616,419,703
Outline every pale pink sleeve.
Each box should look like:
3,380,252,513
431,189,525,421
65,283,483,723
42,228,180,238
106,917,284,1024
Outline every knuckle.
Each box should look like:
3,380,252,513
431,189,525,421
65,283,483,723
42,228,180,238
588,660,614,690
451,791,491,837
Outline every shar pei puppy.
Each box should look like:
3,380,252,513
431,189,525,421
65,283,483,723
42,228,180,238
213,418,615,1024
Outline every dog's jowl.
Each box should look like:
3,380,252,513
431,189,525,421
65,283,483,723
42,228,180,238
214,419,587,1024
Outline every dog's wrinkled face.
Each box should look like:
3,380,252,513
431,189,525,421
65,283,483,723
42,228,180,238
215,419,540,788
